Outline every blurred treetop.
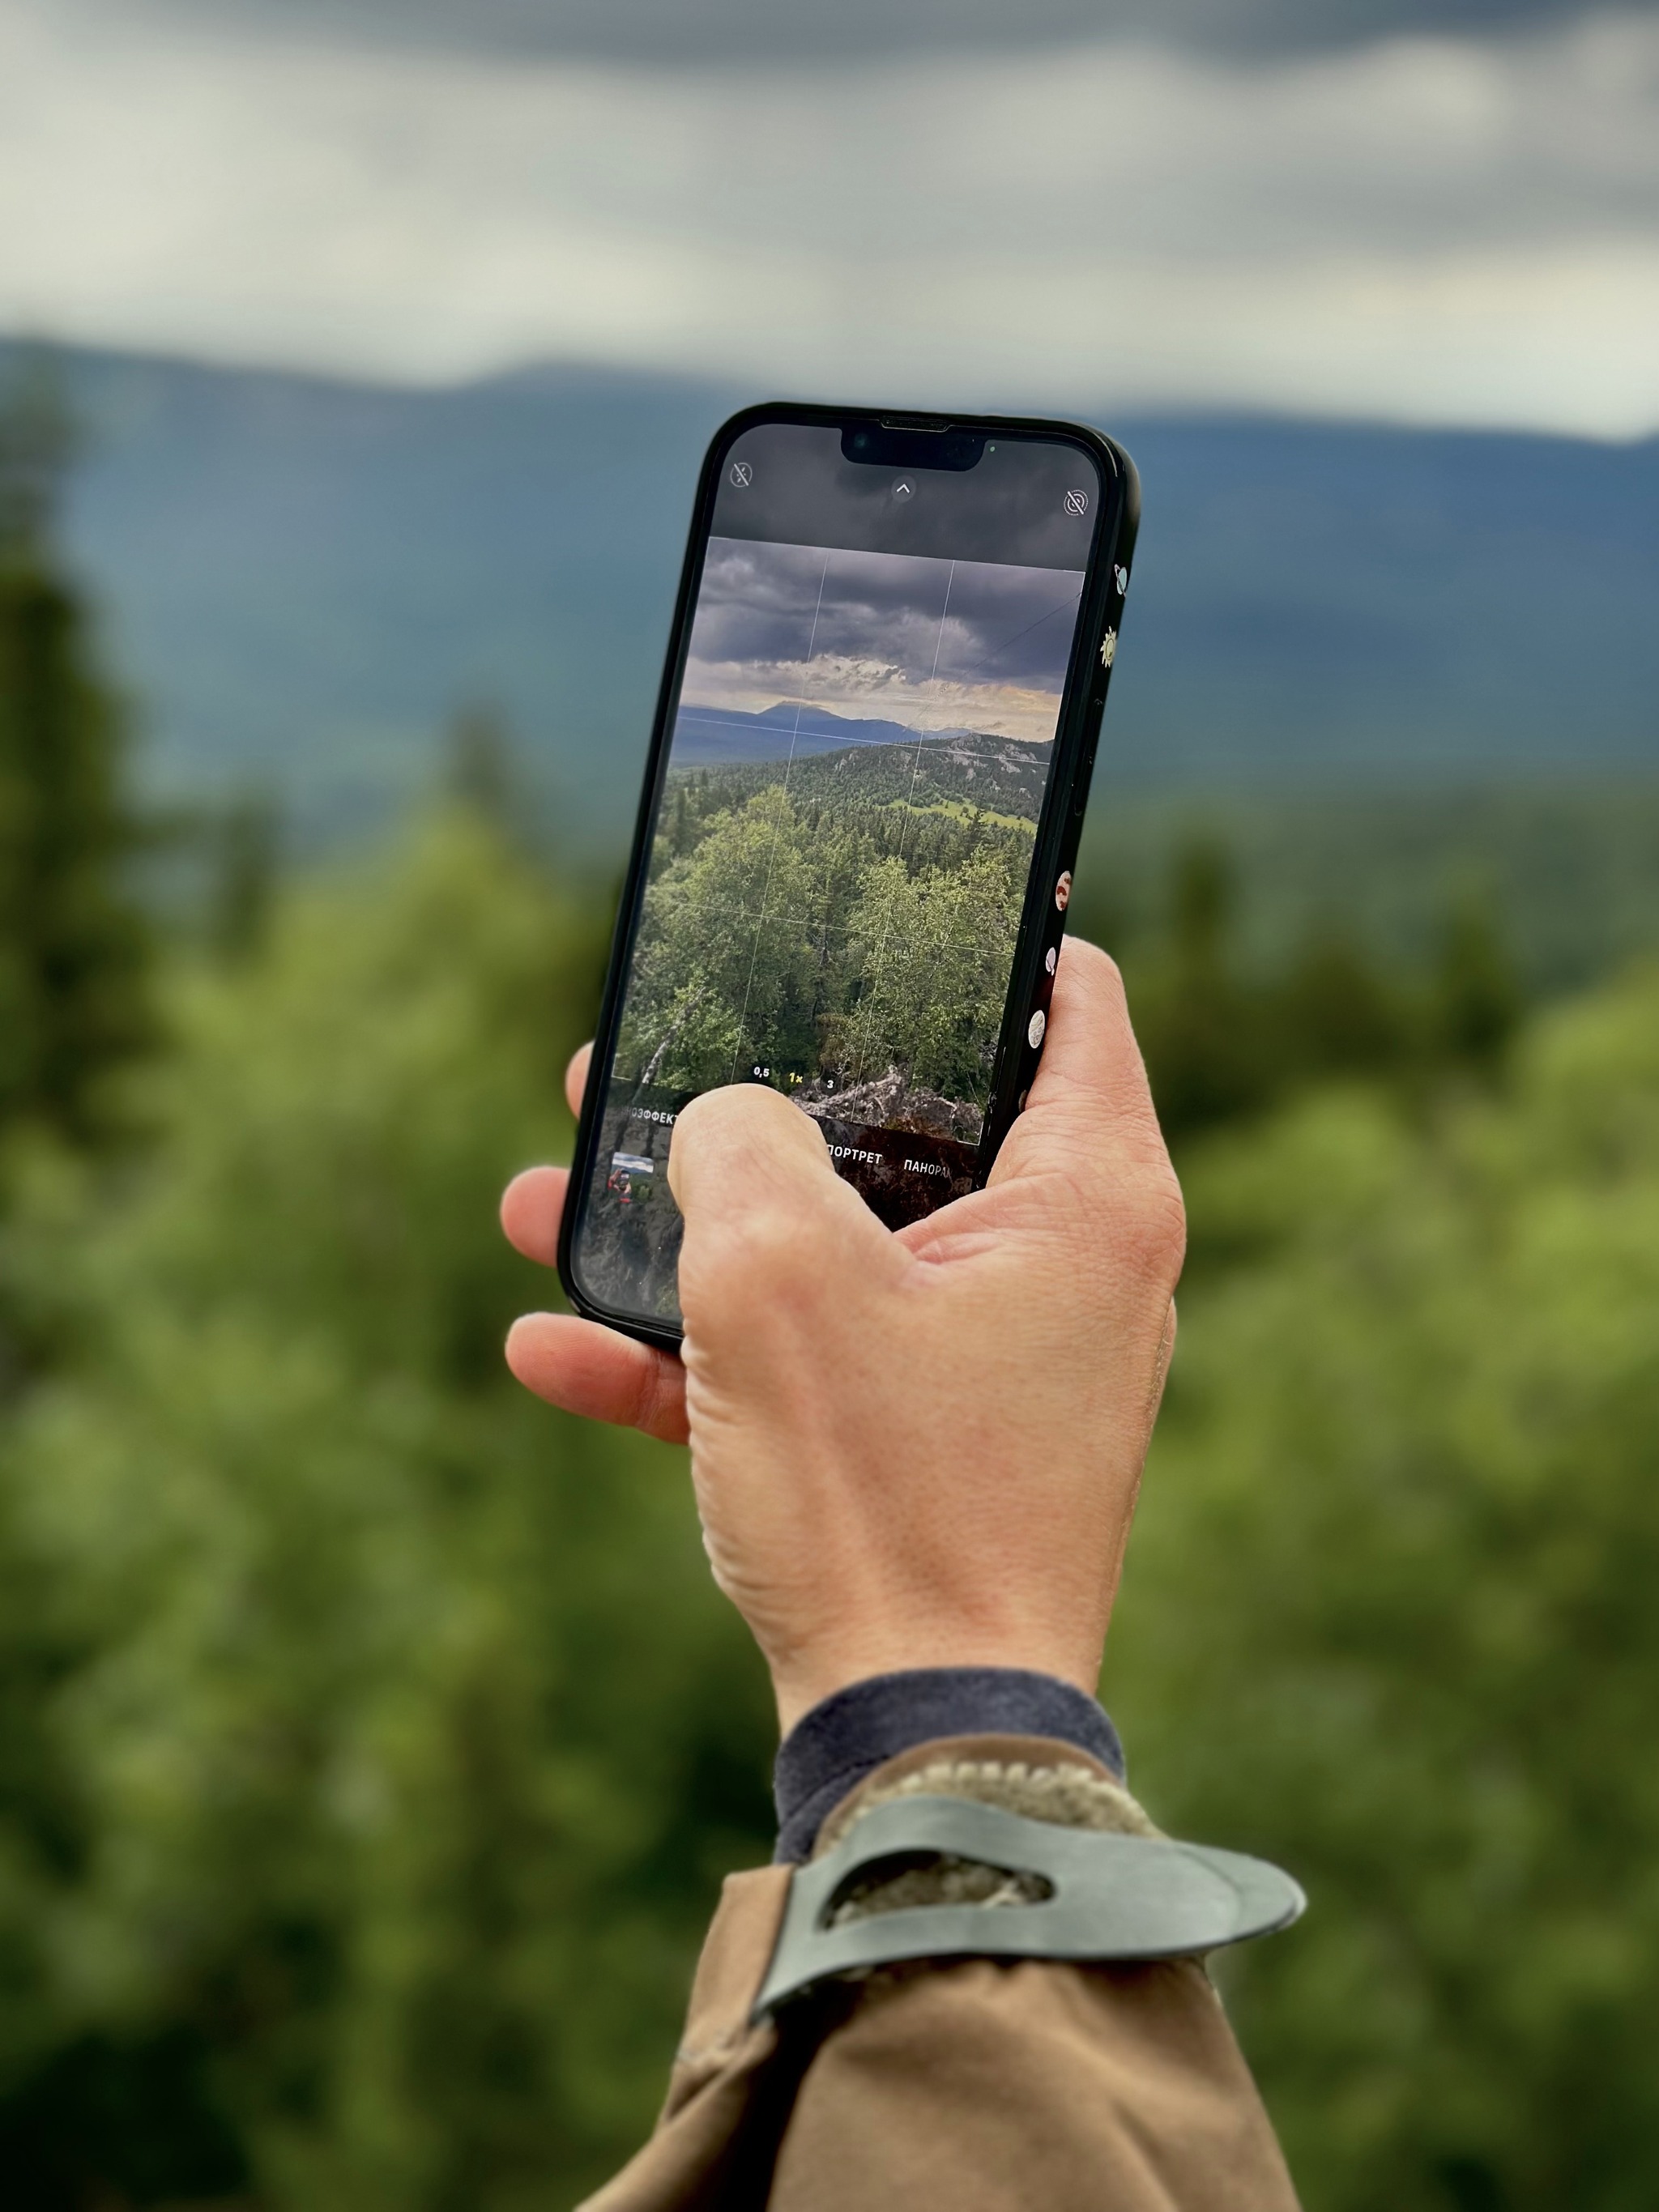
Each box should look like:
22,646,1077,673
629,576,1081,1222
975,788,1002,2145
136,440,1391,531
0,358,152,1156
1109,957,1659,2212
0,356,76,562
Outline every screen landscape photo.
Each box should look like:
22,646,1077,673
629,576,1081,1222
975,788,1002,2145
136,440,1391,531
578,538,1084,1319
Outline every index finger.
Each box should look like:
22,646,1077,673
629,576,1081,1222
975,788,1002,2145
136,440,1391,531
565,1042,591,1120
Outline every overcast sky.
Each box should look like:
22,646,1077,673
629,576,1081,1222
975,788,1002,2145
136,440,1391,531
1,0,1655,433
684,543,1081,744
154,0,1659,63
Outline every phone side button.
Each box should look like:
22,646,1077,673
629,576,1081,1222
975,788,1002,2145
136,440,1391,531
1073,735,1099,817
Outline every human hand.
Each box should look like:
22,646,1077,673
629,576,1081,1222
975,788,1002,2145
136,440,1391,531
502,939,1183,1733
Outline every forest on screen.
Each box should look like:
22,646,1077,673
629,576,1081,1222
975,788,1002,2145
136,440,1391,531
617,747,1043,1120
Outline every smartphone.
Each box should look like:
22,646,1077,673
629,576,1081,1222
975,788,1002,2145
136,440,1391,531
560,403,1138,1349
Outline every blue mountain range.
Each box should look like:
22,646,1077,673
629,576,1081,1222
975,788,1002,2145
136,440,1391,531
19,345,1656,845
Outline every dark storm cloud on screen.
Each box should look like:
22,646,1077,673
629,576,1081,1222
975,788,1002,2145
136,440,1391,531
164,0,1645,60
689,542,1083,700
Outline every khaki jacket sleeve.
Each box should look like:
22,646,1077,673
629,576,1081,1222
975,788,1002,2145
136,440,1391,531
581,1734,1300,2212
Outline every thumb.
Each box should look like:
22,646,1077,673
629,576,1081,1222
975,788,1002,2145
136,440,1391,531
669,1081,851,1225
668,1085,898,1336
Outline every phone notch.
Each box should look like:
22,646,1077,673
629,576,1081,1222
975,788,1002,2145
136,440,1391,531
841,423,986,472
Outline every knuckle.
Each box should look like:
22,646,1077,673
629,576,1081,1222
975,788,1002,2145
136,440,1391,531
1112,1166,1188,1284
683,1202,825,1327
636,1357,687,1443
731,1204,810,1285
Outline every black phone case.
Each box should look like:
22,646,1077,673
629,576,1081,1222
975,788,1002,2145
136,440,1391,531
559,401,1141,1353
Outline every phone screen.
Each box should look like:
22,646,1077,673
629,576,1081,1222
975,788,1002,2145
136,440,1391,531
571,418,1103,1329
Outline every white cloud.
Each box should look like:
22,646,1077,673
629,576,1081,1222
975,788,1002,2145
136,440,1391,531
685,658,1068,744
1,0,1656,433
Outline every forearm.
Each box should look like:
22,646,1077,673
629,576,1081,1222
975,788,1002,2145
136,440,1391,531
509,958,1295,2209
583,1682,1300,2212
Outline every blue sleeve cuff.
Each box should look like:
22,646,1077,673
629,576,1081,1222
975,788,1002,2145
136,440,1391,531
773,1666,1126,1864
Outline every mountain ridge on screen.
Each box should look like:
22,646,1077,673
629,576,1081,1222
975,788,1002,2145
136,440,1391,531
667,728,1054,824
671,701,1002,766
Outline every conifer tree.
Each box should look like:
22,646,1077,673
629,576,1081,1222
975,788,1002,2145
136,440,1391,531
1431,887,1520,1073
446,701,515,825
0,358,151,1147
209,789,280,963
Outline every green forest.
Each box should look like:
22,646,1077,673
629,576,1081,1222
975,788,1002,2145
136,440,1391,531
616,743,1042,1109
5,381,1659,2209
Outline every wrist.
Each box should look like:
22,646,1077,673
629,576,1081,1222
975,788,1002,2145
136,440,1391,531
768,1632,1109,1737
771,1666,1126,1863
